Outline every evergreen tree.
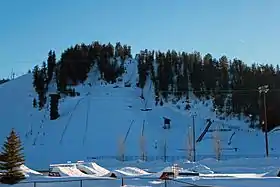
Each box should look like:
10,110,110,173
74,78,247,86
189,52,203,98
0,129,25,184
41,61,47,81
37,71,47,109
137,52,148,97
38,93,46,110
32,98,37,108
55,63,67,93
32,65,39,88
0,79,9,85
47,50,56,83
32,62,48,109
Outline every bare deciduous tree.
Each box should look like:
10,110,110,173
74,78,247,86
140,135,146,161
187,126,193,161
118,137,125,161
213,127,222,161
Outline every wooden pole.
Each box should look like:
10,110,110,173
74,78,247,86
263,91,269,157
258,85,269,157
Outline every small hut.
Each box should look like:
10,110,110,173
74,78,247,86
163,117,171,129
49,92,60,120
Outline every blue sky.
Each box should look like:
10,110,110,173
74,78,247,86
1,0,280,78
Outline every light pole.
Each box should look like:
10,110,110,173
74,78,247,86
192,113,197,162
258,85,269,157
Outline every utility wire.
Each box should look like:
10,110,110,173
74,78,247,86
83,95,91,145
156,88,280,93
59,96,86,144
66,89,280,99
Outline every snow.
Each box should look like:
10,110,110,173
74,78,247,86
75,162,111,177
1,158,280,186
19,165,43,177
1,58,280,186
114,167,151,176
88,162,111,176
76,164,98,175
52,166,88,177
3,178,280,187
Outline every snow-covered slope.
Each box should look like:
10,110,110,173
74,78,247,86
1,58,280,170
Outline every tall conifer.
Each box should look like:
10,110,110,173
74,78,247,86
0,129,25,184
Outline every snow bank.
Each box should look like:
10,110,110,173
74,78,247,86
19,164,42,177
263,168,280,177
114,167,151,176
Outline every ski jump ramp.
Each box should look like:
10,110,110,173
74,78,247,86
77,163,111,177
51,164,94,177
51,166,88,177
197,119,212,143
88,162,110,176
50,162,112,177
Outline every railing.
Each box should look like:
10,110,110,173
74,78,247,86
10,178,118,187
8,176,217,187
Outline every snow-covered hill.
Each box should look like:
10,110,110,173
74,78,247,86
1,58,280,170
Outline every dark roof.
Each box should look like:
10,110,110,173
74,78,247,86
163,117,171,124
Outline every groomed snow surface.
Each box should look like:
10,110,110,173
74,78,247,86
2,158,280,187
1,58,280,186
